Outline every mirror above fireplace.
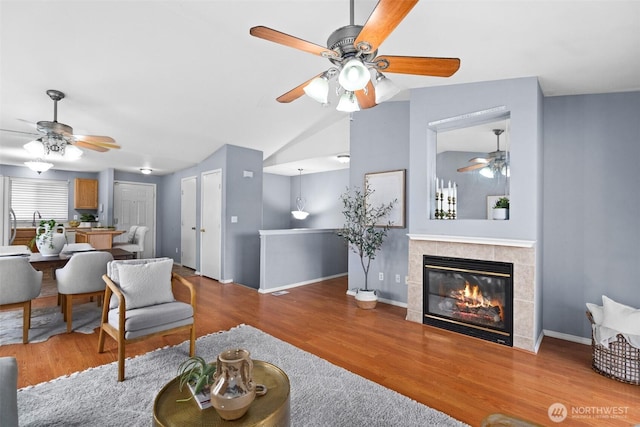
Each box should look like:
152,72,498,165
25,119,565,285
429,106,511,220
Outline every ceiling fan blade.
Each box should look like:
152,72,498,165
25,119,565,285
468,157,489,164
73,134,116,144
457,163,487,173
0,128,40,137
276,73,323,103
73,140,109,152
373,56,461,77
354,0,419,53
250,26,339,58
355,81,377,109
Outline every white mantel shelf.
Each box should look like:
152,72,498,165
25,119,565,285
408,234,536,248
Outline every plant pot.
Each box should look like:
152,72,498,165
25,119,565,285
35,224,66,256
210,348,256,420
493,208,509,220
355,289,378,309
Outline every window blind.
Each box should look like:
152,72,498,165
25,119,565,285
10,177,69,222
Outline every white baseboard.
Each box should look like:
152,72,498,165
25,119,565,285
344,288,407,308
258,273,348,294
543,329,591,345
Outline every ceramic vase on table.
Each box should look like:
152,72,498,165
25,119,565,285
35,224,66,256
210,348,256,420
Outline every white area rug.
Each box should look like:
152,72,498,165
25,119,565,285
0,302,101,346
17,324,467,427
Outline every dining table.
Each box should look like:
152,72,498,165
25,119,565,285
28,248,134,276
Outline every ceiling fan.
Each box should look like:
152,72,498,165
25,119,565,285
1,89,120,157
457,129,509,178
249,0,460,111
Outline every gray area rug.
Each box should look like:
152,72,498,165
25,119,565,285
0,302,101,346
18,324,467,427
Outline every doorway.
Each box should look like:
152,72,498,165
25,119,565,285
181,176,197,270
113,181,156,258
200,169,222,280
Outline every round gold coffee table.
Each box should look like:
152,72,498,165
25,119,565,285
153,360,290,426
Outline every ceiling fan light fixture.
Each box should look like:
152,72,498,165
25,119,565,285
374,72,401,103
140,168,153,175
336,91,360,113
303,76,330,104
479,167,494,178
24,159,54,174
63,144,83,160
338,58,370,91
24,140,45,157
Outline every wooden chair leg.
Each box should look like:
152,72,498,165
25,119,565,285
23,301,32,344
97,327,106,353
117,334,125,382
189,324,196,357
65,295,73,333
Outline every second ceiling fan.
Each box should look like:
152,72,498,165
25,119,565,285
250,0,460,111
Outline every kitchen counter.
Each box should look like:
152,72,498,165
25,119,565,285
75,229,125,249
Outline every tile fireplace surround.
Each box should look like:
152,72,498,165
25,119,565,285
407,234,540,352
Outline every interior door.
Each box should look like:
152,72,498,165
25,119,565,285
200,169,221,280
180,176,197,270
113,181,156,258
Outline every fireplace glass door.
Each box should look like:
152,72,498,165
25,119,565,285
423,255,513,346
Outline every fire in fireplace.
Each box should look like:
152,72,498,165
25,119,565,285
423,255,513,346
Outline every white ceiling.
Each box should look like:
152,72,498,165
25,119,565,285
1,1,638,177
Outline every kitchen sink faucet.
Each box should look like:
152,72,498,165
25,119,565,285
32,210,41,226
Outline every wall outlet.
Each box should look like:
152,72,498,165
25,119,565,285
231,216,238,223
395,274,401,283
378,272,384,281
176,248,179,254
73,215,78,220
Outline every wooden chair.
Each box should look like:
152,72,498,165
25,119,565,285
97,258,196,381
0,257,43,344
55,251,113,333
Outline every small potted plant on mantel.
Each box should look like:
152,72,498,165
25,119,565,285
337,182,395,309
492,196,510,220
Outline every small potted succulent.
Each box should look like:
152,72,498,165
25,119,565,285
177,356,217,409
492,197,510,220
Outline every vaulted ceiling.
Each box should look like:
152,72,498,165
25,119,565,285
1,1,638,176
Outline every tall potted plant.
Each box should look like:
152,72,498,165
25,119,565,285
337,182,395,309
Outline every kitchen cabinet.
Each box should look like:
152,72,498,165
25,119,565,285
74,178,98,209
13,228,38,253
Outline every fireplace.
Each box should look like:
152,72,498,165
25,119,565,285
423,255,513,346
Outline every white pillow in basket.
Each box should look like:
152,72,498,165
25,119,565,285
586,303,604,325
117,258,175,310
601,296,640,336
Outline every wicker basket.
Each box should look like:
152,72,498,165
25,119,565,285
586,311,640,385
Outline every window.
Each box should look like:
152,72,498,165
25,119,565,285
11,177,69,222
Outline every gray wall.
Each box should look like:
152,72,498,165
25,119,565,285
542,91,640,338
350,101,411,302
263,173,290,230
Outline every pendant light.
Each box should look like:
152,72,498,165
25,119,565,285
291,168,309,220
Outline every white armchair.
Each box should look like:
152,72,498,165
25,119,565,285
0,357,18,427
55,251,114,333
112,226,148,258
0,257,43,343
98,257,196,381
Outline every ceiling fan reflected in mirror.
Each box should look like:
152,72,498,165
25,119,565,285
457,129,509,178
0,89,120,161
249,0,461,112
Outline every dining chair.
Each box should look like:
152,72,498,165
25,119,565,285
0,257,43,343
98,257,196,381
55,251,114,333
112,226,148,258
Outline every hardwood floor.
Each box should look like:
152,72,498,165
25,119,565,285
1,271,638,426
